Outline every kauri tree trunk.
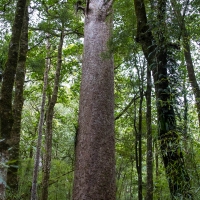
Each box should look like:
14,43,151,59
73,1,115,199
133,0,192,199
0,0,27,198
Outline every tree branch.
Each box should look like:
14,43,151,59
115,95,140,121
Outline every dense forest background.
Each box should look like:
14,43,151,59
0,0,200,199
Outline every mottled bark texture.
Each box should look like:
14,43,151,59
31,36,50,200
133,0,192,199
6,5,28,194
0,0,27,198
41,30,64,200
73,1,115,200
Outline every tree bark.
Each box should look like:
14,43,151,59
72,1,115,199
133,0,192,199
134,63,144,200
183,70,188,137
182,30,200,127
137,90,143,200
154,139,160,199
6,5,28,194
0,0,27,198
41,30,64,200
31,35,50,200
146,65,153,200
170,0,200,127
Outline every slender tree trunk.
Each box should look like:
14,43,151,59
133,0,192,198
154,140,161,199
137,92,143,200
135,62,144,200
6,5,29,194
133,99,139,196
183,70,188,137
133,98,139,194
170,0,200,127
146,65,153,200
0,71,2,99
0,0,27,198
31,35,50,200
41,30,64,200
72,1,115,199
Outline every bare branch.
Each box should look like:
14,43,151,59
115,95,140,121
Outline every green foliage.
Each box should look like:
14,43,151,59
1,0,200,199
7,159,74,200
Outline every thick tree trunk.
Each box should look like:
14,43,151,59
41,30,64,200
72,1,115,199
133,0,192,199
6,5,28,194
31,35,50,200
146,65,153,200
0,0,27,198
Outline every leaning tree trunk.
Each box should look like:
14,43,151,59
133,0,192,199
182,29,200,127
0,0,27,198
6,5,29,194
170,0,200,128
41,30,64,200
72,1,115,199
31,35,50,200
